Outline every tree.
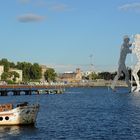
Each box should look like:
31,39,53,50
90,72,99,80
16,62,42,81
16,62,32,81
30,63,42,80
1,71,19,82
98,72,113,80
9,62,16,68
1,72,9,81
44,68,57,82
0,58,10,72
9,71,20,82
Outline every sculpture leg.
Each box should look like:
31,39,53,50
111,68,121,90
122,65,131,91
132,63,140,90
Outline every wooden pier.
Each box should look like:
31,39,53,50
0,85,65,96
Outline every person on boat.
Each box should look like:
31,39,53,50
132,34,140,92
111,35,132,91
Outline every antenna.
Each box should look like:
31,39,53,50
89,54,93,72
89,54,93,81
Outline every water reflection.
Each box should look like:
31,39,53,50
0,125,37,139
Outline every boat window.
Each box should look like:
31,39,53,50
5,116,9,120
0,117,3,121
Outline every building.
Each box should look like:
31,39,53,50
82,71,94,77
75,68,82,81
40,65,48,81
0,66,4,80
59,68,82,83
0,66,22,82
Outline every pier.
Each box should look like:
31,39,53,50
0,85,65,96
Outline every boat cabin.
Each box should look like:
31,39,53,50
0,104,13,112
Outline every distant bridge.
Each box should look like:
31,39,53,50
0,85,65,96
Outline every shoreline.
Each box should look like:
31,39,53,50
64,80,127,88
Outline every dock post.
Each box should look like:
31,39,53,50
25,91,28,95
25,90,32,95
1,91,8,96
13,90,21,96
36,90,39,94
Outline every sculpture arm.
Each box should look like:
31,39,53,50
127,48,132,54
129,42,132,47
132,47,136,54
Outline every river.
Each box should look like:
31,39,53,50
0,87,140,140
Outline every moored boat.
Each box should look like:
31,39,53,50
0,102,39,125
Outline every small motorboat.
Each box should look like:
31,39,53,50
0,102,39,125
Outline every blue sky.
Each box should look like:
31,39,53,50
0,0,140,72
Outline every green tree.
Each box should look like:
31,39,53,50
9,62,16,68
98,72,112,80
30,63,42,80
9,71,20,82
1,72,9,81
90,72,99,80
0,58,10,72
1,71,19,82
16,62,42,81
44,68,57,82
16,62,32,81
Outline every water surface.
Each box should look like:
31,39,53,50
0,87,140,140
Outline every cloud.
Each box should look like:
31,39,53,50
50,4,72,12
18,0,31,4
49,64,75,69
119,3,140,12
17,13,45,23
18,0,73,12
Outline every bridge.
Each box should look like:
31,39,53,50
0,85,65,96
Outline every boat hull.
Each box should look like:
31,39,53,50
0,104,39,125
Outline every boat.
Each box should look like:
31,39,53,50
0,102,39,125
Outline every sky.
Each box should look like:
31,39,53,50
0,0,140,73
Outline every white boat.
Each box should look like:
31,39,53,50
0,102,39,125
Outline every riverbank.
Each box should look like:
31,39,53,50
65,80,127,88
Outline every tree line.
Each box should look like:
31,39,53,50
0,58,56,83
86,68,134,81
0,58,136,84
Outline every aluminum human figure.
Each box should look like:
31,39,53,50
132,34,140,92
111,35,132,91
